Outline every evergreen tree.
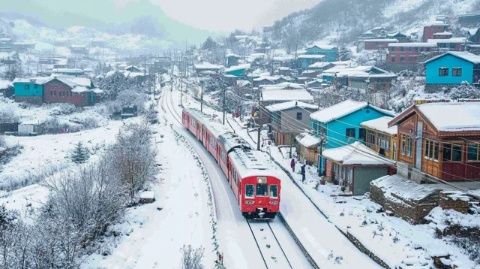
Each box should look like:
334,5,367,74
71,142,89,164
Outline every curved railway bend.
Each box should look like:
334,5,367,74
159,87,313,269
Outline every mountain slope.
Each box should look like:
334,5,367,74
265,0,480,47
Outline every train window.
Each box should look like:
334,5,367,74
269,185,278,198
245,185,254,198
256,183,267,196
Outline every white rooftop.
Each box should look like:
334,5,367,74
427,37,467,44
310,99,394,123
426,51,480,64
266,101,318,112
261,89,314,103
361,116,397,135
417,102,480,132
296,132,321,148
388,42,437,47
194,62,223,70
322,141,393,166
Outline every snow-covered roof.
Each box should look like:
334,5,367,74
417,102,480,132
54,76,92,88
0,80,12,89
310,99,394,123
427,37,467,44
388,42,437,48
224,64,250,73
261,82,304,90
371,175,444,202
298,54,325,59
194,62,223,70
230,147,284,179
322,141,392,166
13,77,51,85
363,39,399,42
308,62,332,69
323,65,396,79
266,101,318,112
425,51,480,65
261,89,314,103
296,132,321,148
361,116,398,135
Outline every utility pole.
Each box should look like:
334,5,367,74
222,87,226,125
200,81,204,113
257,124,262,150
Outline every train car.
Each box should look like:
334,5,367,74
182,108,282,219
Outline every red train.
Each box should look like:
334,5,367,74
182,108,282,219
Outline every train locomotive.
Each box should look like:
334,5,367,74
182,108,282,219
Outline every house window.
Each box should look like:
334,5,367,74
424,139,439,161
346,128,356,138
452,67,462,77
439,67,449,76
443,143,463,162
391,57,395,62
366,130,376,145
359,128,366,141
467,143,480,161
296,112,303,120
401,134,412,157
378,133,390,151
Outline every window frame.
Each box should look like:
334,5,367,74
346,128,356,138
245,184,254,198
452,67,462,77
442,142,463,162
467,143,480,162
401,134,413,157
438,67,449,77
296,112,303,120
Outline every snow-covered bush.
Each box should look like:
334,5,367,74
181,245,205,269
49,103,77,116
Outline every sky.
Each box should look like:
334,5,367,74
0,0,320,32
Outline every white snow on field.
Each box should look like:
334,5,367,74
83,116,216,269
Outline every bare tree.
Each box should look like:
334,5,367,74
181,245,204,269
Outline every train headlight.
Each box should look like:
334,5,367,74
257,177,267,184
269,200,278,205
245,200,255,205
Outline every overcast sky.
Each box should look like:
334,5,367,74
151,0,320,32
1,0,320,32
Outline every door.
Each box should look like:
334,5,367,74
415,121,423,169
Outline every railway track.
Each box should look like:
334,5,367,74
247,220,293,269
161,86,314,269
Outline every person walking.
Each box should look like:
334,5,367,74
290,158,296,172
301,163,306,183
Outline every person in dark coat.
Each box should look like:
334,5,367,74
301,163,306,182
290,158,296,172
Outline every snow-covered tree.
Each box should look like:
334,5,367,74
70,142,90,164
181,245,204,269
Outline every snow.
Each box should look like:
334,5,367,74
322,141,393,165
265,100,318,112
139,191,155,200
261,82,304,90
363,38,399,42
261,89,314,103
295,132,321,148
372,175,446,202
224,63,250,73
298,54,325,59
194,62,223,70
388,42,437,48
427,37,468,44
361,116,397,135
0,79,11,89
426,51,480,64
310,99,394,123
416,102,480,132
427,207,480,230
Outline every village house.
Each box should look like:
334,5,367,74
427,37,467,52
432,31,453,39
226,53,241,67
295,132,321,166
43,76,102,106
422,22,449,42
424,51,480,90
265,101,318,145
194,62,224,75
322,65,397,93
386,32,410,42
224,64,250,78
361,116,398,160
322,141,393,195
304,44,338,62
386,42,438,71
256,83,314,125
310,99,395,174
13,77,50,104
360,38,398,51
297,54,325,69
388,102,480,182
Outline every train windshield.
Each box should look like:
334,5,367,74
256,183,267,196
245,185,254,198
269,185,278,198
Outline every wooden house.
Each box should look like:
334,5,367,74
388,102,480,182
295,132,321,166
386,42,438,71
43,77,101,106
265,101,318,145
361,116,398,160
424,51,480,90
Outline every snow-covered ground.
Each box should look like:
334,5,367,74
83,109,217,268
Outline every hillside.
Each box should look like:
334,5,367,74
265,0,480,48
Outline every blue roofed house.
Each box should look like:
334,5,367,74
305,45,338,62
425,51,480,91
310,99,395,174
224,64,250,78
